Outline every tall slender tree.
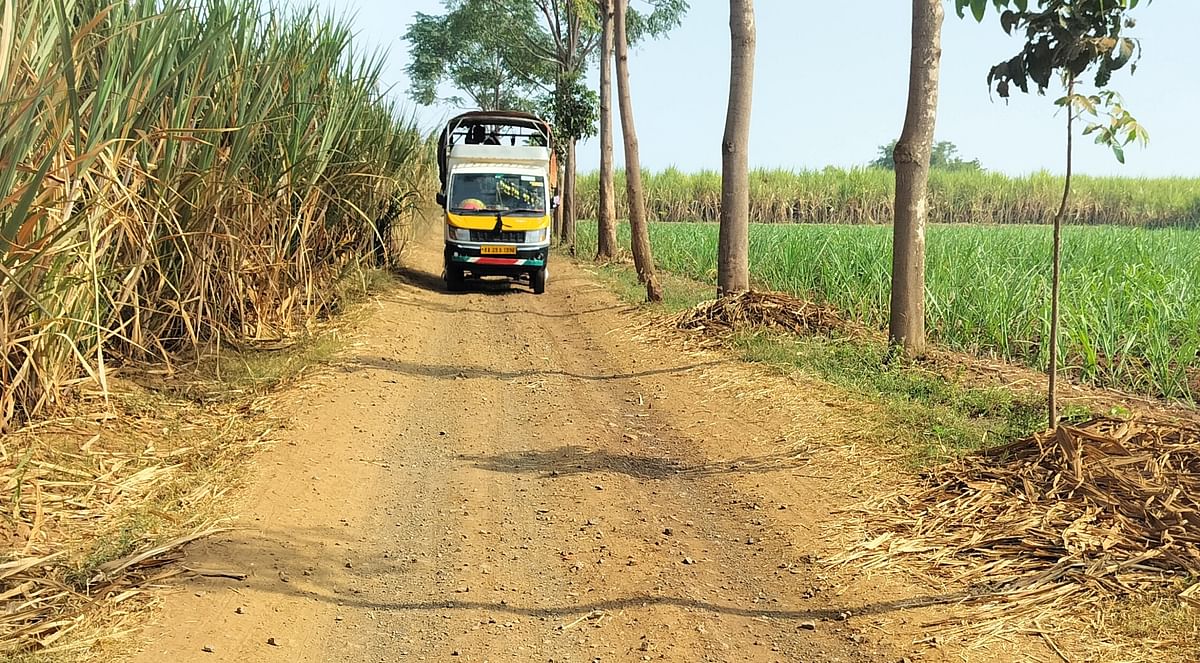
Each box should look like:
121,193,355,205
613,0,662,302
540,74,596,249
888,0,944,357
522,1,599,250
1047,80,1075,431
406,0,685,258
957,0,1150,428
717,0,755,296
596,0,619,261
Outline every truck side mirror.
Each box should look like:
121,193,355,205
435,192,447,207
551,195,561,210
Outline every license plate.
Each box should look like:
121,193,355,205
481,245,516,255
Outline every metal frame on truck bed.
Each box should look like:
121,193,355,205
436,111,558,294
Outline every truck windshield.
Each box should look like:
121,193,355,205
450,173,546,214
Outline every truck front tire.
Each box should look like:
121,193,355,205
531,267,546,295
445,266,465,292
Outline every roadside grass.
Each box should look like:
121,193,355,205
582,260,713,313
135,265,390,404
1107,591,1200,660
2,269,397,661
571,248,1196,660
730,332,1051,465
576,254,1056,465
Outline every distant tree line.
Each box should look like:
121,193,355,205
870,140,983,172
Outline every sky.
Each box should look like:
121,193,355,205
313,1,1199,177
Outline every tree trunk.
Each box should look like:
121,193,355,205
718,0,755,296
553,190,563,239
613,0,661,302
596,0,619,261
888,0,943,357
1048,79,1076,431
563,138,577,253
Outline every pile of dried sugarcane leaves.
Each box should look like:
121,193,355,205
839,416,1200,630
672,290,847,337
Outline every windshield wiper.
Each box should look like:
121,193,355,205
507,208,546,214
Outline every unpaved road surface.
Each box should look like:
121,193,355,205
127,239,1042,662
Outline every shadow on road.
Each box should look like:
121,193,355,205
458,446,813,480
289,592,967,624
342,357,727,383
391,265,524,297
181,525,964,625
390,264,601,299
388,296,631,319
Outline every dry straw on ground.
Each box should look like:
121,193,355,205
0,393,273,658
656,290,1199,655
671,291,849,339
837,417,1200,640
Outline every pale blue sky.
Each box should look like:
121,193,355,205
316,1,1198,177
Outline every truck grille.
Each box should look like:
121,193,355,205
469,229,525,243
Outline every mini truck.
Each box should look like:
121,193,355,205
436,111,558,294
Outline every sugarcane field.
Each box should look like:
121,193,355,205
3,1,1200,662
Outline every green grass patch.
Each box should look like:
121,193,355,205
585,262,713,313
64,513,165,591
578,253,1064,466
1107,591,1200,662
197,332,347,400
730,332,1049,465
575,220,1200,402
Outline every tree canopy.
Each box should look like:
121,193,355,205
404,1,548,111
404,0,688,134
956,0,1149,161
957,0,1146,98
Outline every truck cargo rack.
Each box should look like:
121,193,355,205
437,111,557,192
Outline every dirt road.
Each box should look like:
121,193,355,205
126,240,1041,662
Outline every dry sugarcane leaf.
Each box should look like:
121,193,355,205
91,528,227,583
835,416,1200,641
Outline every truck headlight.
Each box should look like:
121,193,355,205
448,227,470,242
526,228,549,243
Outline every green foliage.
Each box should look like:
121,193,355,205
576,221,1200,401
870,140,983,171
1066,89,1150,163
402,0,689,131
0,0,432,428
529,0,688,139
624,0,690,43
543,74,600,146
956,0,1150,161
404,0,544,110
956,0,1147,98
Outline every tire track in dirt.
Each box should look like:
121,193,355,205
125,238,1047,663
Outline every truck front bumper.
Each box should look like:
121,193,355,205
445,242,549,275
